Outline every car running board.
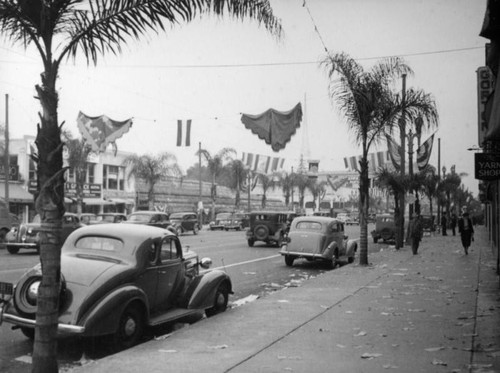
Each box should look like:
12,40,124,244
148,308,203,326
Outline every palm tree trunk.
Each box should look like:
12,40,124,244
32,67,65,373
359,159,369,265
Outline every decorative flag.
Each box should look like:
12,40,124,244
77,111,132,153
417,134,435,172
241,103,302,152
386,134,402,171
241,152,285,174
177,119,191,147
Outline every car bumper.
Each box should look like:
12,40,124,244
5,242,38,248
0,303,85,335
279,248,329,261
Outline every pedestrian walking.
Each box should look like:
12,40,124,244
458,211,474,255
409,214,423,255
441,214,447,236
450,213,458,236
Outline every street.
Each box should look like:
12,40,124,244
0,224,376,372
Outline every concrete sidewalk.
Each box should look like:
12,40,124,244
69,227,500,373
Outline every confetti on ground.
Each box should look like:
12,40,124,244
361,353,382,359
425,347,445,352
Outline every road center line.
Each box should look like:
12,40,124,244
210,254,281,271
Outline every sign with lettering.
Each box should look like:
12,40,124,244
65,183,102,198
475,153,500,180
477,66,494,145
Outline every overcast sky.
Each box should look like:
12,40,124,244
0,0,487,194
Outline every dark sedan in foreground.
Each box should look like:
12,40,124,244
0,224,232,351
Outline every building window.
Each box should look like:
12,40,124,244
103,165,125,191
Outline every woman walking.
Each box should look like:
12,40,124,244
458,212,474,255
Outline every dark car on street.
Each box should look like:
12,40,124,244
280,216,357,268
5,213,84,254
371,213,397,243
0,224,232,351
169,212,200,235
209,212,232,231
246,211,295,247
125,211,171,229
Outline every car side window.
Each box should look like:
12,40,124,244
160,237,182,262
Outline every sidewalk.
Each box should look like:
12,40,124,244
69,227,500,373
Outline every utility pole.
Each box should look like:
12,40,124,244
397,74,407,249
4,94,9,207
437,138,441,231
198,141,202,226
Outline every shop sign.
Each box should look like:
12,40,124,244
475,153,500,180
65,183,102,198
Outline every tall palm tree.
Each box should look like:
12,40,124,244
0,2,281,370
123,152,182,210
309,179,328,211
375,167,410,231
278,171,294,208
321,52,412,265
257,173,278,209
420,165,440,230
64,134,93,216
227,159,248,209
198,147,236,220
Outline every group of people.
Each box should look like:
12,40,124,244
409,211,474,255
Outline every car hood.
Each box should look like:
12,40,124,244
287,231,324,254
61,254,120,287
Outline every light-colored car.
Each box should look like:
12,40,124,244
0,224,232,351
280,216,357,267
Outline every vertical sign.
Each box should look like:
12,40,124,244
477,66,494,145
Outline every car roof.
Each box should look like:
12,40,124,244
292,216,341,224
129,211,168,215
66,223,173,242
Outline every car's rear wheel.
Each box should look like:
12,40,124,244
113,304,144,351
206,282,229,317
21,327,35,340
7,246,19,254
373,236,379,243
254,225,269,241
284,255,294,267
247,238,254,247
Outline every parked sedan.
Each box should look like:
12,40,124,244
169,212,200,235
0,224,232,351
5,213,84,254
279,216,357,268
125,211,171,229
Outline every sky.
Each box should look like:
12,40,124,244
0,0,488,195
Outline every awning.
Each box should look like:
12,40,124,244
83,198,114,206
0,184,34,203
108,198,135,205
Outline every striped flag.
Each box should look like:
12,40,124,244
176,119,191,146
417,134,435,172
241,152,285,174
386,134,402,171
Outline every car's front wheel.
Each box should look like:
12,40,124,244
113,304,144,351
7,246,19,254
205,282,229,317
247,238,254,247
284,255,294,267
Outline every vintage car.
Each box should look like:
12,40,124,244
371,213,397,243
246,211,295,247
280,216,357,268
224,212,250,231
169,212,200,235
124,211,171,229
5,213,84,254
91,212,128,224
209,212,232,231
80,213,98,225
0,224,232,351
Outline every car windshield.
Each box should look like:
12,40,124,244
169,213,185,219
128,214,153,222
296,221,322,230
97,215,116,223
75,236,123,252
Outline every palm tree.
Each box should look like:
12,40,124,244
64,134,93,216
227,159,248,209
309,179,328,212
278,171,294,208
123,152,182,210
257,173,278,209
321,52,412,265
198,147,236,220
0,2,281,370
420,166,440,230
294,172,311,211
